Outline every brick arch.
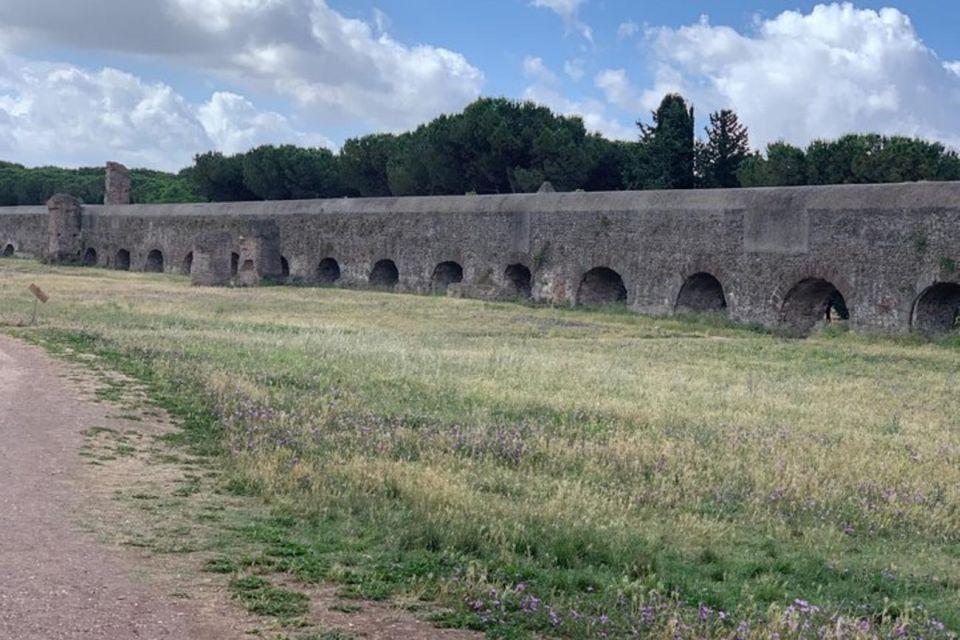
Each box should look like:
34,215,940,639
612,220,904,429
671,260,734,316
771,266,855,336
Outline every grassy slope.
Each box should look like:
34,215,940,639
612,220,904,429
1,259,958,639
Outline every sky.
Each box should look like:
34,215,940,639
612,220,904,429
0,0,958,171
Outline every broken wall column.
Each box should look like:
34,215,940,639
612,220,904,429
191,230,234,286
104,162,132,205
46,194,83,264
237,221,283,286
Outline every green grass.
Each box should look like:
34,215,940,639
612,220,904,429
2,261,959,638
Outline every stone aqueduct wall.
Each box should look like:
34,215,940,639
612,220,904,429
2,181,960,334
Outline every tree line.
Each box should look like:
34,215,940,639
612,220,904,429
1,94,958,206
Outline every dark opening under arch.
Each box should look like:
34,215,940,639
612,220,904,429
240,259,254,273
369,259,399,289
431,261,463,294
115,249,130,271
505,264,532,298
676,272,727,313
145,249,164,273
2,244,13,257
83,247,98,266
780,278,849,336
577,267,627,306
912,282,960,335
231,252,240,276
280,256,290,280
317,257,341,284
182,252,193,274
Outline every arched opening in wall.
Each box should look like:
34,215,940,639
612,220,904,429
317,258,341,284
505,264,532,298
676,272,727,314
369,259,399,290
231,252,240,276
182,252,193,274
145,249,164,273
779,278,850,336
911,283,960,335
280,256,290,280
576,267,627,306
115,249,130,271
240,259,255,273
431,261,463,294
2,244,14,257
82,248,98,266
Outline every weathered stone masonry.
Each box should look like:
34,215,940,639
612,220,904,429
2,181,959,335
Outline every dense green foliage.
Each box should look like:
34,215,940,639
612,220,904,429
3,96,959,205
0,161,201,205
739,135,960,187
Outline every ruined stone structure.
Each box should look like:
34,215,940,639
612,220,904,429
1,179,959,335
104,162,132,206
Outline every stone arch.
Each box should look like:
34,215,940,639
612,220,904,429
182,252,193,274
145,249,164,273
2,243,14,257
676,272,727,313
240,259,255,273
231,252,240,276
504,263,532,298
431,261,463,294
82,247,98,266
576,267,627,306
779,278,850,336
115,249,131,271
369,259,399,289
317,257,341,284
911,282,960,335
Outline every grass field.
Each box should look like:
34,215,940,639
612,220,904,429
2,259,959,639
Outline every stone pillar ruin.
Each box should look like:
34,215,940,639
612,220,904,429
190,231,234,286
104,161,131,205
46,194,83,264
236,221,283,286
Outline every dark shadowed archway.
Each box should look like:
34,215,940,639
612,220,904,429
82,248,97,266
505,264,532,298
317,257,341,284
780,278,849,336
676,272,727,313
182,252,193,274
145,249,164,273
576,267,627,306
2,244,13,257
280,256,290,280
115,249,130,271
231,252,239,276
431,261,463,294
912,283,960,335
369,259,399,289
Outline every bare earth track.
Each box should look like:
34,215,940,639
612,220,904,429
0,334,482,640
0,335,236,639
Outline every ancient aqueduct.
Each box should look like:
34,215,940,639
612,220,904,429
1,163,959,336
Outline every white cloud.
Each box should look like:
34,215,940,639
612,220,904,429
563,58,586,81
0,0,484,133
946,61,960,77
0,55,317,170
595,69,644,113
617,21,640,38
530,0,593,42
523,56,558,85
643,3,960,149
520,59,634,140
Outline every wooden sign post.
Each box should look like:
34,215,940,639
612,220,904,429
28,284,48,325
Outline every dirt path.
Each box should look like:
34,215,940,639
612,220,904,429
0,336,237,640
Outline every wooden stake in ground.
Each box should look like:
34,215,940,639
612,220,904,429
28,283,48,325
